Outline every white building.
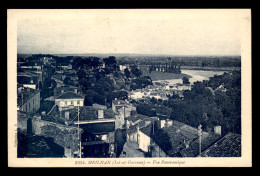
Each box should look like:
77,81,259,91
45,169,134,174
55,92,84,111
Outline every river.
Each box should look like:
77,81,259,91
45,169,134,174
153,69,226,85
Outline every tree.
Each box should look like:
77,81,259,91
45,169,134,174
182,76,190,84
136,103,156,117
124,68,131,79
90,57,101,68
130,65,142,78
77,69,86,79
104,56,117,67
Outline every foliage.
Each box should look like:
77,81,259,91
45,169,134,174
130,65,142,78
168,70,241,135
130,76,153,90
182,76,190,84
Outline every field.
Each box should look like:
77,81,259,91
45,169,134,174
141,68,191,81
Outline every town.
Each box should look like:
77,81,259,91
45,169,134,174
17,54,241,158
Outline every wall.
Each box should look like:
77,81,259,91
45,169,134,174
32,117,82,157
127,132,138,143
20,91,41,113
138,131,151,153
115,114,124,130
55,99,84,108
151,143,167,157
17,114,28,134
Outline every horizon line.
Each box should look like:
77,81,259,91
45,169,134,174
17,52,241,57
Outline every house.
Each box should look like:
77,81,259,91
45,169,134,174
17,76,39,90
55,92,84,111
112,99,136,113
54,86,80,98
17,87,40,113
42,57,56,66
66,106,116,157
20,60,43,71
43,105,116,158
198,132,241,157
126,116,154,146
57,62,72,71
112,99,136,129
135,120,221,157
51,74,66,87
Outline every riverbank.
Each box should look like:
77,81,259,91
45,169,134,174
181,66,240,72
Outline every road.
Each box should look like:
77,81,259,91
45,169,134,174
119,142,145,158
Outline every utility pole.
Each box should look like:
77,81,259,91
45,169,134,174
198,124,202,156
77,106,81,158
152,120,155,134
21,91,23,111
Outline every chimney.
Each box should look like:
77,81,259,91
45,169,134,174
65,111,70,121
74,89,77,94
183,139,189,149
61,89,64,94
98,110,104,119
160,120,166,129
214,125,222,135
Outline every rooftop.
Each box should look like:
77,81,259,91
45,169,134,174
198,132,241,157
17,76,38,85
55,92,84,99
54,86,80,98
127,114,151,123
140,120,220,157
112,99,130,106
81,122,115,134
63,106,115,121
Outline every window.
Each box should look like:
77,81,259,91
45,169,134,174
77,101,80,105
71,101,73,105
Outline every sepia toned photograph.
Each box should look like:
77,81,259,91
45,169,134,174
8,9,251,167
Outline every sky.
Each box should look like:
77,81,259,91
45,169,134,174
17,9,243,56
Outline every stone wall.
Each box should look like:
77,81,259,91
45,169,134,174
17,115,28,134
32,117,83,155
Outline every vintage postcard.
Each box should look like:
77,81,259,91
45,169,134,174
8,9,252,167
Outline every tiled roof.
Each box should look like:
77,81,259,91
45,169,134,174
20,60,43,66
139,120,220,157
180,132,220,157
112,100,129,105
54,86,79,98
198,132,241,157
81,122,115,134
127,119,153,135
127,114,150,123
55,92,84,99
17,76,38,85
62,106,115,121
